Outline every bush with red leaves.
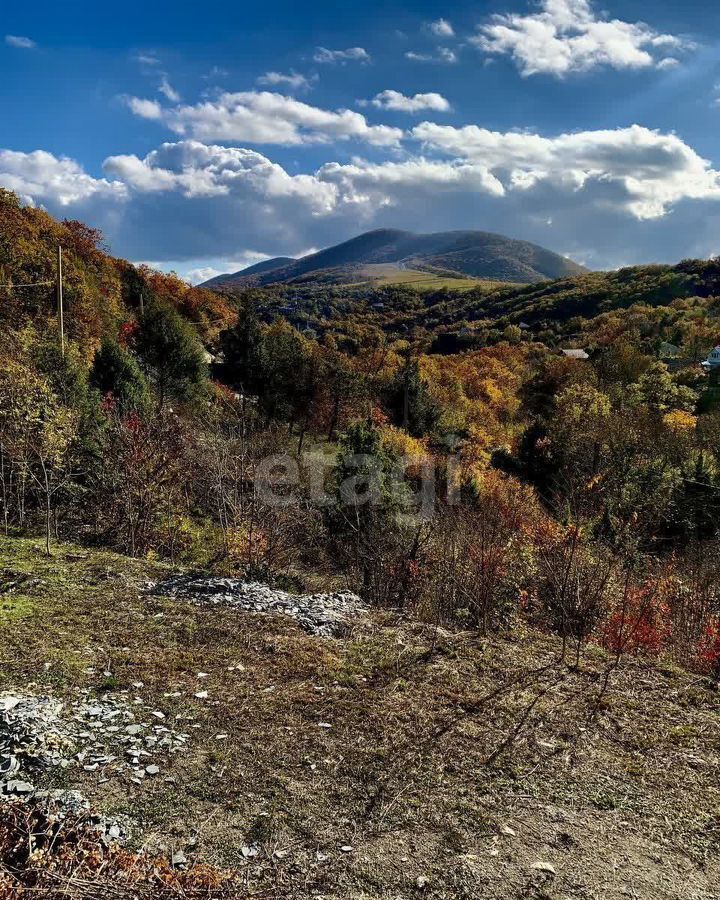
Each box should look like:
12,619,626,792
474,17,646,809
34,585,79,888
0,800,248,899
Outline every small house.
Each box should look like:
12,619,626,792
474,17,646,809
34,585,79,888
561,348,589,360
701,346,720,370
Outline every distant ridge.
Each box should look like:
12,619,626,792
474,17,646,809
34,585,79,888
203,256,296,288
200,229,587,290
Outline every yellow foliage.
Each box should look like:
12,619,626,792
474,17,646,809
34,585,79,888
378,425,428,463
663,409,697,433
663,409,697,434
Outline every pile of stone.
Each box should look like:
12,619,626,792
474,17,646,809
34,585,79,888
150,575,364,637
0,692,190,801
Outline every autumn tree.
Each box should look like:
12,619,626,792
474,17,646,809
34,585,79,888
0,357,78,554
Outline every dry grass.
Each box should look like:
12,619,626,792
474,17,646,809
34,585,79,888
352,264,507,292
1,535,719,899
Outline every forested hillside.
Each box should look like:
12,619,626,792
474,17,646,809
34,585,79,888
3,191,720,895
0,189,236,354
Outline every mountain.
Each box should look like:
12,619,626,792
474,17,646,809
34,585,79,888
203,256,296,288
200,228,588,290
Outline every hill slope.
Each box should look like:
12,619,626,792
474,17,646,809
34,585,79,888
203,255,296,288
0,189,235,353
417,258,720,331
202,228,587,290
2,534,719,899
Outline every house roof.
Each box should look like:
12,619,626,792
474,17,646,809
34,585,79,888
561,348,589,360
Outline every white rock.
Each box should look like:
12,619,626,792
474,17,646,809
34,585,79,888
532,861,557,875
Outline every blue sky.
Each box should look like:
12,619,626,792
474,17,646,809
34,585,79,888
2,0,720,281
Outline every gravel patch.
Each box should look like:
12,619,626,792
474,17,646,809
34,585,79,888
149,575,365,637
0,692,190,802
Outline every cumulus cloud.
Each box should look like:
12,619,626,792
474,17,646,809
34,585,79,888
4,123,720,270
0,149,126,206
405,47,458,64
257,70,313,91
472,0,690,77
368,90,451,113
103,141,337,208
428,19,455,38
412,122,720,218
5,34,36,49
313,46,370,64
318,156,504,199
124,91,403,147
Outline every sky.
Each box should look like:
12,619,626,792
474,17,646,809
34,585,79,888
2,0,720,282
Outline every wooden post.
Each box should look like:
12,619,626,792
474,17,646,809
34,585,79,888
140,291,145,316
56,245,65,357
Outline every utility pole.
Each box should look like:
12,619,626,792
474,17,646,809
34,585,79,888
56,245,65,357
140,291,145,316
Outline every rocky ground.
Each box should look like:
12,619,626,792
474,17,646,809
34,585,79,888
149,574,364,637
0,536,719,899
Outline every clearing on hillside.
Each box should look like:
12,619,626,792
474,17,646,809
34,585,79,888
0,536,719,898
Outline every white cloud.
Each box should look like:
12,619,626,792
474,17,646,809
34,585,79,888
412,122,720,218
103,141,337,209
405,47,458,64
202,65,229,80
5,34,36,49
428,19,455,38
0,149,126,206
257,70,313,91
125,91,403,147
126,97,164,120
5,124,720,271
183,265,231,284
472,0,690,77
313,46,370,64
318,156,505,199
179,253,269,284
369,90,451,113
135,53,160,66
159,76,181,102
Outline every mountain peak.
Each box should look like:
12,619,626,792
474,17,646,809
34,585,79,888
201,228,587,290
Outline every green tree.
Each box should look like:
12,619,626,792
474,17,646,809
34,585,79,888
221,299,264,395
386,359,440,438
628,362,697,414
327,422,410,602
90,339,151,415
136,302,208,407
258,321,315,426
0,357,78,554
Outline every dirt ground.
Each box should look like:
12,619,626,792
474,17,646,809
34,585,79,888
0,535,719,899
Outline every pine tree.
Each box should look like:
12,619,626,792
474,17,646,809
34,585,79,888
136,301,208,407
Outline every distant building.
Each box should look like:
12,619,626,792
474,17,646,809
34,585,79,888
701,346,720,370
519,321,531,330
561,348,589,360
458,326,475,337
659,341,681,359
